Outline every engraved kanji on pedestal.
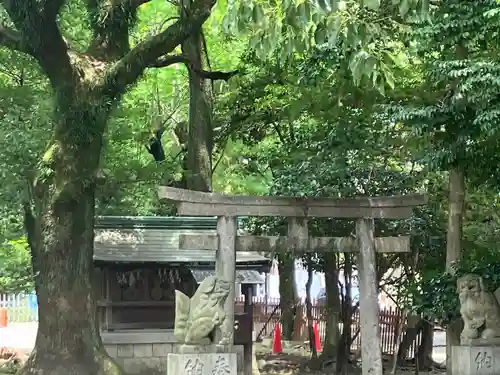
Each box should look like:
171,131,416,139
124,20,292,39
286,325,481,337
168,353,237,375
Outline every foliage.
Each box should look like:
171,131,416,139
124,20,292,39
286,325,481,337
215,1,500,325
221,0,430,93
0,237,33,294
382,0,500,324
218,43,431,291
390,0,500,184
401,186,500,325
404,245,500,326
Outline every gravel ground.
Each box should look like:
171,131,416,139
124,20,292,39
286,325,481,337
255,351,445,375
254,340,446,375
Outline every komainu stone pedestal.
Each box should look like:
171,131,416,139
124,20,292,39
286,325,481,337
167,345,237,375
451,345,500,375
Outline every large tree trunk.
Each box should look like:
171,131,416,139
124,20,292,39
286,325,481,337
0,1,217,374
278,255,299,340
21,104,121,375
445,166,465,374
320,253,341,361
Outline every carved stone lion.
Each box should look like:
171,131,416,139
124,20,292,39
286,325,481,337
173,275,231,345
457,274,500,342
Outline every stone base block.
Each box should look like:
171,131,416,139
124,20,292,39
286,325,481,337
175,344,233,354
451,345,500,375
461,337,500,346
167,352,237,375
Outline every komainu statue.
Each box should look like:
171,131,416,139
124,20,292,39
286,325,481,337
174,275,231,345
457,274,500,342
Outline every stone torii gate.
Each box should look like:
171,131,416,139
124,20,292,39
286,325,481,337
158,186,427,375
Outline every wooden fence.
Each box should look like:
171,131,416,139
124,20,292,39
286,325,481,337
235,296,422,359
1,294,421,358
0,294,38,323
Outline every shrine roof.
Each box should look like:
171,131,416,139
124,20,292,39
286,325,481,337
95,215,247,230
93,216,270,271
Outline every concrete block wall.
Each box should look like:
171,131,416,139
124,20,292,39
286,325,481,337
104,342,244,375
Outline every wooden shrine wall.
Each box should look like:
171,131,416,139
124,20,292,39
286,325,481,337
95,265,197,330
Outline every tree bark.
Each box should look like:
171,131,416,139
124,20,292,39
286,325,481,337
181,0,213,192
305,258,317,358
336,253,354,375
397,316,423,362
278,254,298,340
20,100,120,375
320,253,341,361
445,166,465,374
418,320,434,370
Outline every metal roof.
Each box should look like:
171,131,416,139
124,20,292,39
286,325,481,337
95,216,251,230
93,227,270,271
95,216,218,230
191,270,265,284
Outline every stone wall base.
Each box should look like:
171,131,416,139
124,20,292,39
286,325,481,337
105,342,244,375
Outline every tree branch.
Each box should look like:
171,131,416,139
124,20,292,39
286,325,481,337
152,54,240,81
101,0,216,99
36,26,77,91
0,25,28,54
2,2,78,91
